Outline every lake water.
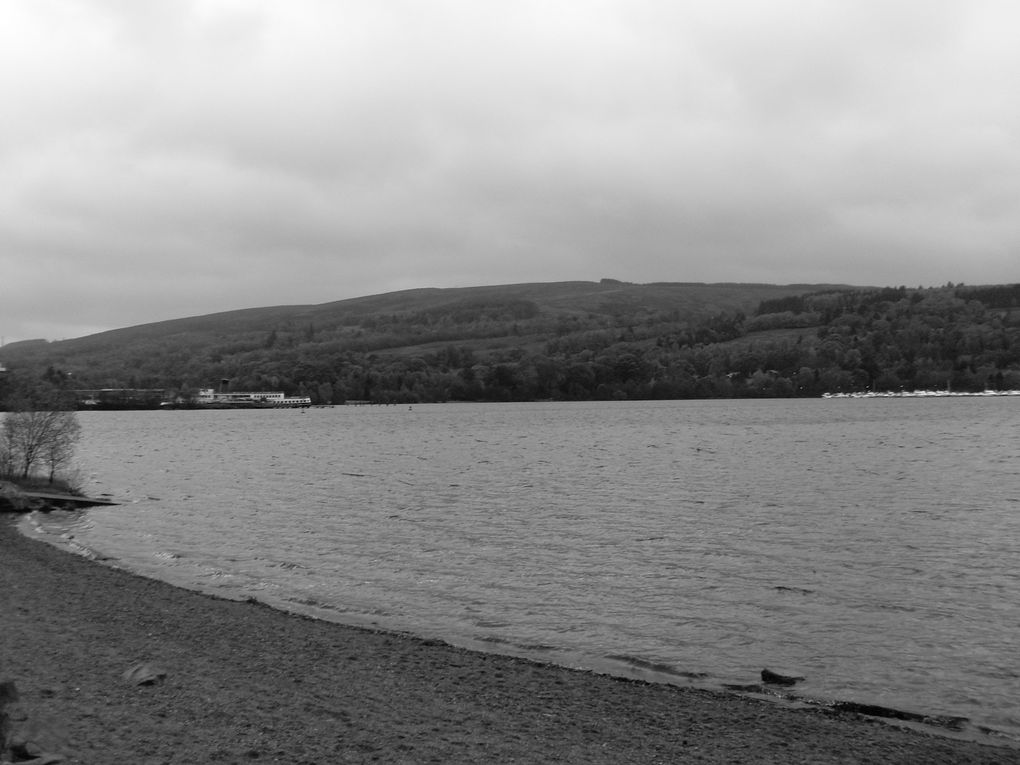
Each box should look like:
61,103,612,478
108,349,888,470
29,399,1020,741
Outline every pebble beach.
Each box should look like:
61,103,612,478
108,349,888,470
1,516,1016,764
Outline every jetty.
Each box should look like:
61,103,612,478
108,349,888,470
0,482,118,512
20,491,118,507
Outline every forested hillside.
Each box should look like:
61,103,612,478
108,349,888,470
2,281,1018,406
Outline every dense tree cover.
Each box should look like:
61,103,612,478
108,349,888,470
2,283,1018,405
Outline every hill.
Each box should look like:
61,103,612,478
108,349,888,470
2,280,1018,405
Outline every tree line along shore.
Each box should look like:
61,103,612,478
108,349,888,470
1,282,1018,407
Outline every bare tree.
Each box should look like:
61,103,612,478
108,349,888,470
42,412,82,483
1,409,82,482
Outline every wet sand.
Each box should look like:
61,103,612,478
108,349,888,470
1,516,1016,764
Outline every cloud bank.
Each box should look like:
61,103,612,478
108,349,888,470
2,0,1018,342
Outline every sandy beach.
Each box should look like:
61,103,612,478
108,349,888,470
1,515,1016,764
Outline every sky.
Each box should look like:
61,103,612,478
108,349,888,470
2,1,1018,343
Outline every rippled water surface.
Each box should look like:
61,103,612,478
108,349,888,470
34,399,1020,738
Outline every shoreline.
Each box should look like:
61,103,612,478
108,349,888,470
24,510,1013,746
2,517,1017,764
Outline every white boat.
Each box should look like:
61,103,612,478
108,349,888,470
191,389,312,408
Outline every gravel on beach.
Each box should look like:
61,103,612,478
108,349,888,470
1,516,1016,764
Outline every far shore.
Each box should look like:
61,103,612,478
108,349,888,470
1,514,1017,763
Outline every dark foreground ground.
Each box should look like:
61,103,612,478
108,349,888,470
1,516,1017,764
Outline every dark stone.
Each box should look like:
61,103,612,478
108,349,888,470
122,662,167,686
761,668,804,686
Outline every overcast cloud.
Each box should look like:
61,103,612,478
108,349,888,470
2,0,1018,343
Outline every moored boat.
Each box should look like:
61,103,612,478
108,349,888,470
161,389,312,408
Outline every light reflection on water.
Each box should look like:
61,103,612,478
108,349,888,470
32,399,1020,739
